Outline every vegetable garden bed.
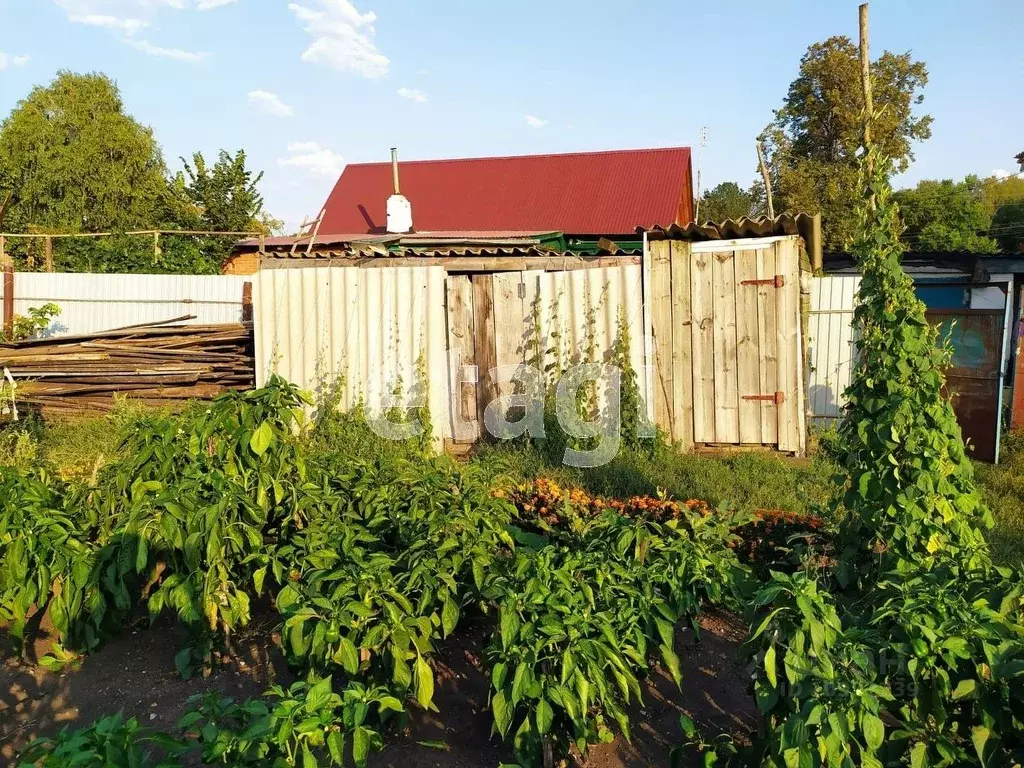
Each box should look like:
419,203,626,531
1,379,770,767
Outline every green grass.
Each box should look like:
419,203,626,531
973,432,1024,567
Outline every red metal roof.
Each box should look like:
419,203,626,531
317,147,693,236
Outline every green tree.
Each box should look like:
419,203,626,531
981,174,1024,253
170,150,267,233
165,149,273,268
695,181,756,223
894,176,997,253
762,36,932,250
0,71,169,233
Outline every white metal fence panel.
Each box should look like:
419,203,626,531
0,273,248,336
252,265,450,443
531,264,647,400
807,275,861,423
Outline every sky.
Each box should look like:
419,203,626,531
0,0,1022,233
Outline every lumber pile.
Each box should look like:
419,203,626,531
0,319,254,413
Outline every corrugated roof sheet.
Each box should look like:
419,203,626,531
259,245,639,260
317,147,693,236
643,213,816,241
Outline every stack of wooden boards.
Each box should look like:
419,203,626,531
0,319,254,412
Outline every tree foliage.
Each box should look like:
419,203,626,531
0,71,276,273
895,176,998,253
762,36,932,249
982,174,1024,253
695,181,757,224
0,71,169,233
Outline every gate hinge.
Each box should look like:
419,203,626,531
740,274,785,288
742,390,785,404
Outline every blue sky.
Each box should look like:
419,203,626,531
1,0,1021,232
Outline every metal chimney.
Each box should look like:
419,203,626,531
386,147,412,233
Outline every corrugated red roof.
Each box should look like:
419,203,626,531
317,147,693,236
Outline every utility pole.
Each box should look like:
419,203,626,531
756,139,775,220
859,3,875,208
694,126,708,223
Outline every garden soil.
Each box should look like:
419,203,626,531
1,609,755,767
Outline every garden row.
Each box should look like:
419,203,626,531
1,378,767,767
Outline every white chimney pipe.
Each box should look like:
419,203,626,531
386,147,413,233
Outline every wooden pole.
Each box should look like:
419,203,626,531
2,256,14,339
153,231,161,263
756,139,775,219
44,235,54,272
241,281,253,324
859,2,875,208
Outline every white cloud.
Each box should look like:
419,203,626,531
397,86,427,103
525,115,547,128
278,141,345,177
992,169,1011,180
127,38,208,62
249,90,295,117
288,0,389,79
54,1,230,62
0,52,31,70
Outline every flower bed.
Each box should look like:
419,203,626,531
500,479,831,577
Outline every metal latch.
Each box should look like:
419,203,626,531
740,275,785,287
742,390,785,404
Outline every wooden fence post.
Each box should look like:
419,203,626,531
2,256,14,339
242,281,253,323
44,235,54,272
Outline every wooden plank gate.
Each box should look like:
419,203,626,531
445,266,646,443
648,235,806,453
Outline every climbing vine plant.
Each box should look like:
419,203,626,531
834,149,992,585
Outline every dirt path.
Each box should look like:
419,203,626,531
1,610,755,767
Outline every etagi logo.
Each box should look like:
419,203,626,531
362,362,655,468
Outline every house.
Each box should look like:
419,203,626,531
224,146,694,274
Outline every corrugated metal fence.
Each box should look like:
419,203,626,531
1,272,248,336
253,264,645,446
807,275,861,422
252,265,450,442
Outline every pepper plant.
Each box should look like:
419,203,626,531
179,674,401,767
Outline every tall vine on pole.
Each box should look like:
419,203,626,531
835,5,991,586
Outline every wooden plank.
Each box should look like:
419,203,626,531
776,240,799,452
735,249,761,444
755,247,779,444
712,251,739,443
472,274,497,438
690,252,716,442
492,272,525,404
445,275,478,441
669,241,693,449
790,241,807,454
2,256,13,339
649,240,674,436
